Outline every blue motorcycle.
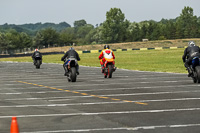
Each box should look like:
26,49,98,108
191,57,200,83
64,58,78,82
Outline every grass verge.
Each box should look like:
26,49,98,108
0,48,186,73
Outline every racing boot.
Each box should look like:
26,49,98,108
64,69,69,76
113,65,117,72
101,65,104,73
76,66,79,75
187,67,193,77
64,72,69,76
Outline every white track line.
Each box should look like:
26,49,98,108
1,90,200,96
100,90,200,96
20,124,200,133
1,84,199,91
1,107,200,119
1,97,200,108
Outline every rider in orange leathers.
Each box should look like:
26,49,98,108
99,45,116,73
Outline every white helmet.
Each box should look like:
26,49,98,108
188,41,195,47
35,49,39,52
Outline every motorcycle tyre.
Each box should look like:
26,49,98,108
108,65,113,78
36,60,40,69
195,66,200,83
70,67,77,82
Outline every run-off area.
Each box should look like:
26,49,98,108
0,62,200,133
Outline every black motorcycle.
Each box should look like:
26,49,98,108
34,56,42,69
64,58,78,82
190,57,200,83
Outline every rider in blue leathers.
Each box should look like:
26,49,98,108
182,41,200,77
61,47,80,76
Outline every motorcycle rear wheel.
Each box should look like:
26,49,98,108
108,65,113,78
195,66,200,83
70,67,77,82
36,60,40,69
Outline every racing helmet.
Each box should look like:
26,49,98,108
188,41,195,47
69,47,74,51
104,45,110,49
35,49,39,52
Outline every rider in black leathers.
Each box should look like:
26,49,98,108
61,47,80,76
32,49,42,65
182,41,200,77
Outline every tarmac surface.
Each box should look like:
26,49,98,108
1,62,200,133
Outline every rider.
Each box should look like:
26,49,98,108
99,45,115,73
61,47,80,76
182,41,200,77
32,49,42,65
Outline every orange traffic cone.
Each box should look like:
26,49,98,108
10,117,19,133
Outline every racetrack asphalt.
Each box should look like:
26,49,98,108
1,62,200,133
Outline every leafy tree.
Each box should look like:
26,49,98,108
127,22,141,41
163,20,176,39
140,23,148,39
59,30,75,46
102,8,129,43
34,28,59,48
0,32,9,51
5,29,21,49
88,25,104,44
19,32,32,48
176,6,199,38
76,24,94,39
74,19,87,28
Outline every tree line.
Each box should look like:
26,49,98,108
0,6,200,52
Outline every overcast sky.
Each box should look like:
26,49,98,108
0,0,200,26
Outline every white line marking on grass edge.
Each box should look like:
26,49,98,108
20,124,200,133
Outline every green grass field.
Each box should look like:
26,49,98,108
0,48,186,73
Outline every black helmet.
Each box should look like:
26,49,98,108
104,45,110,49
188,41,195,47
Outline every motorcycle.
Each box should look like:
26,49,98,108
190,56,200,83
34,56,42,69
64,58,78,82
103,58,116,78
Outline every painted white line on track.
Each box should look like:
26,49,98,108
4,96,90,101
48,99,72,102
74,84,200,92
138,97,200,103
1,107,200,118
2,88,198,96
20,123,200,133
62,82,131,87
0,101,125,108
2,97,200,107
0,91,64,95
100,90,200,96
3,96,200,103
22,84,199,92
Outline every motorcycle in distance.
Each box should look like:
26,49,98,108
190,56,200,83
34,56,42,69
103,58,116,78
64,58,78,82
